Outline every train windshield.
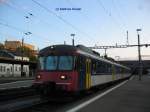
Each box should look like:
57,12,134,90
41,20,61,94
39,56,73,70
58,56,73,70
46,56,58,70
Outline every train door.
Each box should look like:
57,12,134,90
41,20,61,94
112,64,115,81
78,56,86,90
86,58,91,89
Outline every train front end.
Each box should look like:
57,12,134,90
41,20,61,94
33,45,79,94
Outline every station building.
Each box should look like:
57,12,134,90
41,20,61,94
0,50,30,77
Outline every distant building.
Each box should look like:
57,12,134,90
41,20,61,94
5,41,21,51
5,40,35,51
24,43,35,50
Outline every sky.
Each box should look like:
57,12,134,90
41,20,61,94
0,0,150,60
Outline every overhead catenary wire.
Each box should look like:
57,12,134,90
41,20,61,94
32,0,96,43
96,0,126,31
111,0,127,29
6,0,96,44
0,22,26,33
1,1,61,44
65,0,102,39
0,31,20,41
0,20,51,43
0,1,58,44
5,1,66,33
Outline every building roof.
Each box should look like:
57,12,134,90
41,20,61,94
0,50,14,59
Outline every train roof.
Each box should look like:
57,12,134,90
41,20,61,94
39,45,77,56
39,44,130,70
39,44,100,56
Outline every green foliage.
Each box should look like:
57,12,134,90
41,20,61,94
29,56,38,62
0,44,4,50
16,46,37,62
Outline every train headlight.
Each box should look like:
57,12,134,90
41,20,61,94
60,75,67,80
36,75,41,79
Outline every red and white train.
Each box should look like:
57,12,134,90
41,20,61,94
33,45,131,95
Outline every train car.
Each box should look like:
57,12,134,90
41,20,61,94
33,44,131,95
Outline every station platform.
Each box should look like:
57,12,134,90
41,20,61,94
79,75,150,112
0,77,34,84
0,77,34,90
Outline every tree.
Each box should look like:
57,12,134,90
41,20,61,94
0,44,4,50
16,46,37,62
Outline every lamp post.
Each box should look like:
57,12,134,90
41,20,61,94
21,32,32,77
136,29,142,80
104,48,107,57
71,33,75,46
21,13,33,77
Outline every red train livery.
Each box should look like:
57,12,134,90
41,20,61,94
33,45,131,95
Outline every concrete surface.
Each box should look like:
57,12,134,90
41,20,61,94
0,80,33,90
78,75,150,112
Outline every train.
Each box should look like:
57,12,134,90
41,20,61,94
33,44,131,95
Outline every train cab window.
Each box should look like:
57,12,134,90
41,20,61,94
58,56,73,70
46,56,58,70
39,57,45,70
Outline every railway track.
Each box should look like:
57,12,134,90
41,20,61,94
15,78,129,112
0,77,130,112
0,87,36,102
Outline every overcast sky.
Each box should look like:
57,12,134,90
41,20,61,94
0,0,150,60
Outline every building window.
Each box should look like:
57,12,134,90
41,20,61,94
0,66,2,72
19,67,21,71
4,66,6,72
11,67,12,72
15,66,17,71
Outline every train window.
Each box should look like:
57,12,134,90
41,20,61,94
96,61,111,74
46,56,58,70
107,64,112,73
92,60,97,74
39,57,45,70
115,66,121,73
58,56,73,70
96,61,105,73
